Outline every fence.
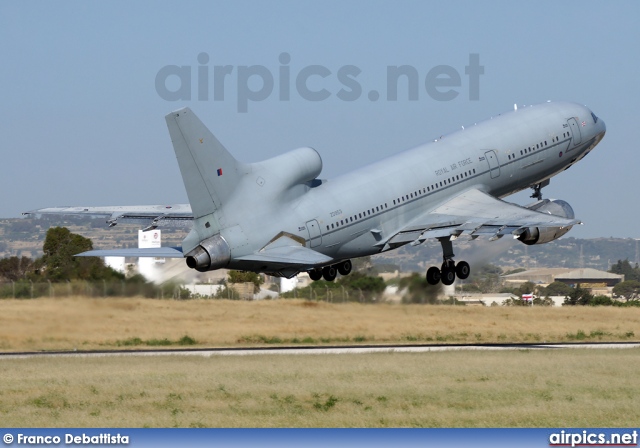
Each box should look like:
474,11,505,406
279,285,384,303
0,281,386,302
0,281,179,299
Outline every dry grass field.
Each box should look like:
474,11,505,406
1,297,639,351
2,298,640,427
1,349,639,427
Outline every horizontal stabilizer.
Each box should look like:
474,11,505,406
23,205,193,229
76,247,184,258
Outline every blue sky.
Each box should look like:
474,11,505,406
1,1,637,238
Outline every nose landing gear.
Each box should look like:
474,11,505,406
425,238,470,285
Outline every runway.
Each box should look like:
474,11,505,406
1,341,639,360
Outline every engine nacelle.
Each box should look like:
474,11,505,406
185,234,231,272
517,199,575,245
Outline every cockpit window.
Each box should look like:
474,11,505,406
591,112,598,123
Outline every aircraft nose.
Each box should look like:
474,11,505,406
598,118,606,139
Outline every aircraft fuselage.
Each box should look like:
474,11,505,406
222,101,605,273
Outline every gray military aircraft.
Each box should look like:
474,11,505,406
25,101,606,285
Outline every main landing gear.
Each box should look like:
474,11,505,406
425,238,470,286
308,260,352,282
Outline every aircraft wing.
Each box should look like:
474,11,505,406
236,246,333,266
75,247,184,258
22,205,193,230
236,235,333,268
383,188,580,248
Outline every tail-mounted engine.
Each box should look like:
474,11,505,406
185,234,231,272
517,199,575,245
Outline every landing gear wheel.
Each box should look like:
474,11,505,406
322,265,337,282
308,269,323,281
337,260,352,276
441,268,456,286
441,261,456,286
456,261,470,280
426,266,441,285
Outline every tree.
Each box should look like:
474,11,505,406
612,280,640,301
227,270,263,291
464,264,503,293
563,287,594,306
38,227,123,281
337,272,386,293
501,281,540,297
532,296,554,306
514,281,537,297
502,296,529,306
590,295,613,306
542,281,573,297
609,259,640,282
0,256,34,281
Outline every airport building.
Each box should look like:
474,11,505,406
501,267,623,296
554,268,624,289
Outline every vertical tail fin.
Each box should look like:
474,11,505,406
165,108,245,219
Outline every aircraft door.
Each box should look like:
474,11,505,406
567,118,582,147
306,219,322,248
484,150,500,178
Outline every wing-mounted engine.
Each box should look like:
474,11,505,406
517,199,575,245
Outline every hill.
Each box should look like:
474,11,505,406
0,216,637,273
